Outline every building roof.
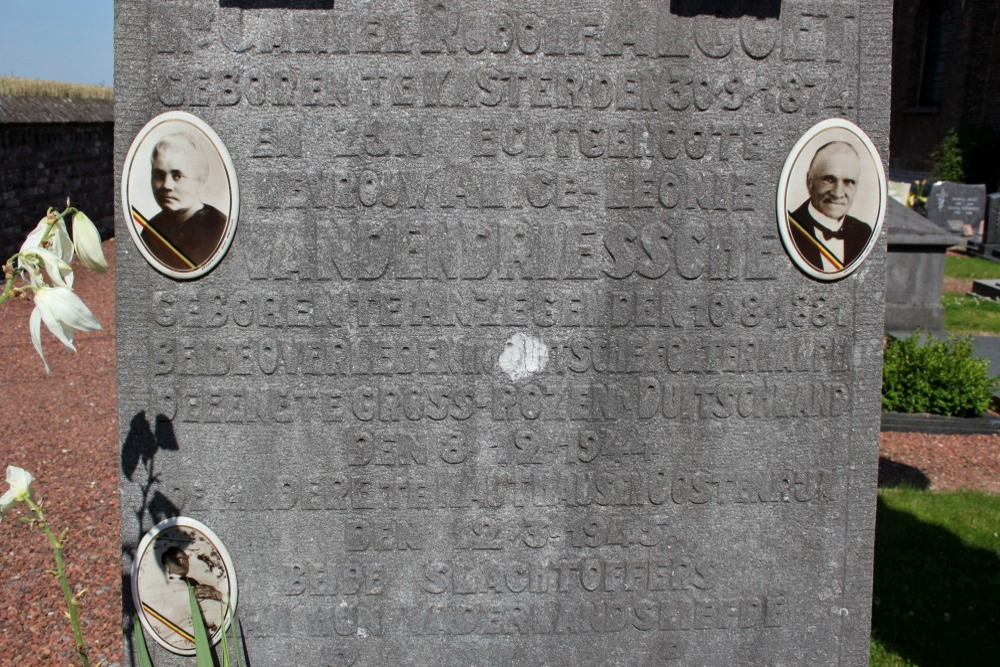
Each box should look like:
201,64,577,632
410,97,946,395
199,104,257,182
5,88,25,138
0,94,113,124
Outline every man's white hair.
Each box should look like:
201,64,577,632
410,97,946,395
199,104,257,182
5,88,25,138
807,141,860,178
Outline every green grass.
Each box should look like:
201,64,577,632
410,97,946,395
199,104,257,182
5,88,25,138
0,76,112,100
870,488,1000,666
941,254,1000,334
942,292,1000,334
944,254,1000,281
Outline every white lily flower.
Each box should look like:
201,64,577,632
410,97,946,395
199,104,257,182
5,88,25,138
16,253,45,288
18,219,51,287
72,211,108,272
30,286,102,373
0,466,35,521
20,214,74,264
49,217,74,264
21,246,74,288
20,217,49,253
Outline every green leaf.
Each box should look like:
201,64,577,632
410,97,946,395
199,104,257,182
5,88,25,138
231,614,243,667
219,598,231,667
219,596,243,667
133,615,153,667
188,582,215,667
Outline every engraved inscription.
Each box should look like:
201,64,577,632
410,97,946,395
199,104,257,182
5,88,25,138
121,0,878,660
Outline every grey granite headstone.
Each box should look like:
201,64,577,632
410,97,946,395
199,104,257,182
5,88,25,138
116,1,890,664
972,279,1000,299
926,181,987,234
984,192,1000,248
885,199,961,331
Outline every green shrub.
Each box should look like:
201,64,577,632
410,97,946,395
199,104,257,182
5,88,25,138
929,124,1000,189
931,128,965,183
882,332,997,416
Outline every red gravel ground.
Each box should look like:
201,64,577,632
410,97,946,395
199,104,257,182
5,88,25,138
0,241,121,667
880,431,1000,494
0,238,997,665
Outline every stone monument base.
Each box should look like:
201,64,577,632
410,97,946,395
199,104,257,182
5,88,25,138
972,279,1000,299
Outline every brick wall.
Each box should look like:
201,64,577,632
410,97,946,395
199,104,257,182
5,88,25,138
890,0,1000,187
961,2,1000,131
0,122,114,258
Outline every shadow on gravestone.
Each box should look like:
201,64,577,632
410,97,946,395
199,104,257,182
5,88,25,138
206,620,254,667
219,0,334,9
876,456,930,490
670,0,780,18
871,496,1000,665
120,412,181,623
119,414,255,666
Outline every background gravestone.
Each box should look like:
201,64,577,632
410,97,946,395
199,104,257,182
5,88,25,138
885,199,960,331
983,192,1000,254
925,181,987,235
116,1,891,664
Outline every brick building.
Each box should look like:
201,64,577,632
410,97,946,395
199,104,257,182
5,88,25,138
0,95,114,257
891,0,1000,188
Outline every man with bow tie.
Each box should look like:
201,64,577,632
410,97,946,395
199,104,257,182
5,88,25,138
787,141,873,273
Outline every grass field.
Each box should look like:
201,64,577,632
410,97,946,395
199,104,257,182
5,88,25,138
942,292,1000,333
942,254,1000,334
0,76,112,99
945,254,1000,281
870,488,1000,666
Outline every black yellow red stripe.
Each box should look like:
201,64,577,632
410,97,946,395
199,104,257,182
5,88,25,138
787,214,844,271
130,207,197,269
142,602,195,643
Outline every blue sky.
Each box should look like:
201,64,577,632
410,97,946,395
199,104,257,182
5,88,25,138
0,0,114,86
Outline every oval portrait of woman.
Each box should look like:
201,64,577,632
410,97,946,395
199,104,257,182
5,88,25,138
776,118,887,281
132,517,238,655
121,111,239,279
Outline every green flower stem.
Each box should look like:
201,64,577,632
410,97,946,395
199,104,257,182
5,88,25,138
24,497,90,667
0,270,17,306
38,205,77,247
0,252,40,306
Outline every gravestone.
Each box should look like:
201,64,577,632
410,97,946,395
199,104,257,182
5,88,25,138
926,181,987,235
885,199,960,331
982,192,1000,255
887,180,911,206
116,1,891,664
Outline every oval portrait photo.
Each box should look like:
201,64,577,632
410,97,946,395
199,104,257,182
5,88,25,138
121,111,239,279
776,118,886,281
132,517,238,655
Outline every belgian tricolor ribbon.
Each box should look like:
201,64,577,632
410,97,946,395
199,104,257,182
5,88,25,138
787,213,844,271
131,207,197,270
141,602,196,644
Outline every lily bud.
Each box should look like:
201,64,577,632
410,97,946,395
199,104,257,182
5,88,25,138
71,212,108,272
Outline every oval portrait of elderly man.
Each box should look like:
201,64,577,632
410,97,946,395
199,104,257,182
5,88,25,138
122,111,239,279
132,517,238,655
777,119,887,281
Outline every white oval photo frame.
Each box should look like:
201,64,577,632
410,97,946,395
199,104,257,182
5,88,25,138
132,517,238,656
121,111,239,280
776,118,887,281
